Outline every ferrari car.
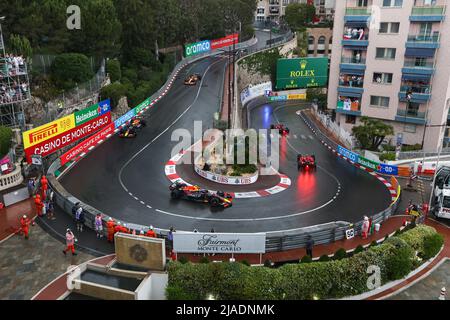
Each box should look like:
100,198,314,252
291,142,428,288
297,154,316,171
270,124,290,135
184,74,202,85
169,182,233,208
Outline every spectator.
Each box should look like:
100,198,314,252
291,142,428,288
306,235,314,258
74,204,85,232
47,200,55,220
167,226,175,250
95,213,103,238
146,225,157,238
63,228,77,256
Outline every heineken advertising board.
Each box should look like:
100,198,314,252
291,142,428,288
74,99,111,126
276,57,328,90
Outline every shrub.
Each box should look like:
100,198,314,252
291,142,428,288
333,248,347,260
383,237,414,280
264,259,273,268
199,256,210,264
370,240,378,247
99,82,127,110
422,233,444,260
382,144,396,152
318,255,330,262
0,126,13,157
240,260,251,266
178,256,188,264
50,53,94,90
353,245,365,255
379,152,396,162
300,255,313,263
401,144,422,152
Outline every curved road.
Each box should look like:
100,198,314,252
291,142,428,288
60,57,391,233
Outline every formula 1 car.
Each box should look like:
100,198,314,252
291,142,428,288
184,74,202,85
131,116,147,129
270,124,290,135
119,125,137,138
297,154,316,171
169,182,233,208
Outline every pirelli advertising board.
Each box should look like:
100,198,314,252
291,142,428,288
276,57,328,90
23,100,111,163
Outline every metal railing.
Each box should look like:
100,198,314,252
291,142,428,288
341,57,366,64
403,59,434,68
400,85,431,94
411,6,446,15
407,34,440,43
345,7,371,15
396,109,426,119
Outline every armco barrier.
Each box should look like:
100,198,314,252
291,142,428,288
46,33,400,253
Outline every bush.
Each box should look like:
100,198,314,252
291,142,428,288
353,245,365,255
178,256,188,264
0,126,13,157
300,255,313,263
382,144,396,152
422,233,444,260
401,144,422,152
240,260,251,266
333,248,347,260
370,240,378,247
379,152,396,162
199,256,210,264
106,59,121,82
166,226,443,300
264,259,273,268
50,53,94,90
99,82,127,110
318,255,330,262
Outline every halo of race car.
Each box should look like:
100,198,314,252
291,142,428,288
119,116,147,138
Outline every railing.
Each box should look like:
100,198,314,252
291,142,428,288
407,34,440,43
339,79,364,88
403,60,434,68
411,6,446,15
396,109,426,119
345,7,371,15
0,165,24,191
400,85,431,94
341,57,366,64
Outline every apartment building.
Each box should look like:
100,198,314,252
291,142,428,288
328,0,450,152
255,0,336,23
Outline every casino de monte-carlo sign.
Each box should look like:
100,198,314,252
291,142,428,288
173,232,266,254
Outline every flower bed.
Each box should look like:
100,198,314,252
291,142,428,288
166,225,444,300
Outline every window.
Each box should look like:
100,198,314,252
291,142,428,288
420,22,433,36
379,23,399,34
390,22,400,33
406,102,420,116
373,72,393,84
383,0,403,7
358,0,368,6
346,115,356,124
404,124,417,133
318,36,326,44
308,36,315,45
370,96,390,108
376,48,396,60
257,8,265,14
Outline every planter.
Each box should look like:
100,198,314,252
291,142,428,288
194,163,258,185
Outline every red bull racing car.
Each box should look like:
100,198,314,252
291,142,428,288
297,154,316,171
270,124,290,135
119,117,147,138
169,182,233,208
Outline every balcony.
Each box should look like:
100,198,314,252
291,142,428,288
406,34,440,49
340,57,366,74
337,98,361,116
395,109,426,125
344,7,371,23
342,32,369,48
402,59,434,77
410,6,446,22
399,85,431,103
338,76,364,96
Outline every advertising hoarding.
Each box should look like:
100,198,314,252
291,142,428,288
23,114,75,149
59,123,115,166
74,99,111,126
173,232,266,254
337,145,359,163
134,97,151,115
240,81,272,105
114,108,136,129
25,113,112,162
184,40,211,57
211,33,239,50
276,57,328,90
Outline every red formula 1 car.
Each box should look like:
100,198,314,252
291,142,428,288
270,124,290,135
297,154,316,171
169,182,233,208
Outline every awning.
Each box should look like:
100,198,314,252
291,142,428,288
344,21,368,28
405,48,436,58
343,45,367,51
402,74,431,81
340,69,365,76
338,91,362,98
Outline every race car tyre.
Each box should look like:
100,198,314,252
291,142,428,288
209,197,220,207
171,190,181,199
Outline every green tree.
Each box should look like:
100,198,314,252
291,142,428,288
0,126,13,158
285,3,316,30
8,34,33,58
239,48,283,84
352,117,394,151
306,88,327,110
50,53,94,90
99,82,127,110
106,59,121,82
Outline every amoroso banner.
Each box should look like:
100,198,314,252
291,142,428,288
25,113,112,163
173,232,266,254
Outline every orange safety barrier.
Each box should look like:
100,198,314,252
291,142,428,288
397,166,411,177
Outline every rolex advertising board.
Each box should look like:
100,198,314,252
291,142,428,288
276,57,328,90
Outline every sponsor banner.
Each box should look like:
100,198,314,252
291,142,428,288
287,93,307,100
60,123,115,166
379,163,398,176
211,33,239,50
173,232,266,254
23,114,75,149
357,156,378,171
114,108,136,129
269,95,287,102
276,57,328,90
74,99,111,126
184,40,211,57
25,113,112,163
337,145,359,163
194,165,258,185
134,97,151,115
240,81,273,105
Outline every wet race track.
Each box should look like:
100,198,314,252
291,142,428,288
60,57,391,233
